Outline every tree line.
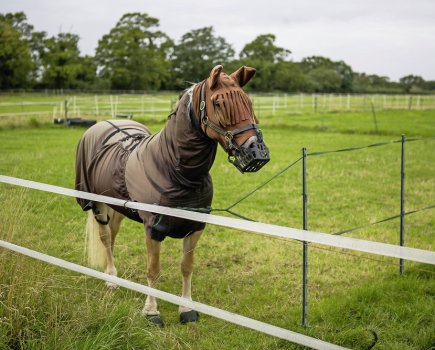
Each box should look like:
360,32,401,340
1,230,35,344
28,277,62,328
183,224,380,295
1,11,434,93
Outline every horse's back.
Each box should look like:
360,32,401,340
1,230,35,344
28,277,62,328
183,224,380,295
79,120,150,147
75,120,151,212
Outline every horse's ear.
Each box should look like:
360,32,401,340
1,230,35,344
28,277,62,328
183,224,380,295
230,66,256,87
209,65,223,89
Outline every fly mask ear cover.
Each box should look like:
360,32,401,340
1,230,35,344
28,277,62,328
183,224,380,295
200,66,270,173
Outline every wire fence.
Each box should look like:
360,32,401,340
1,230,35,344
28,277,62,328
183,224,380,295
220,134,434,326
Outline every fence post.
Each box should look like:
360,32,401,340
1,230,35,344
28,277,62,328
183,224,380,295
370,100,379,133
64,100,68,126
400,134,406,275
110,95,114,118
142,95,145,117
95,95,99,116
302,147,308,327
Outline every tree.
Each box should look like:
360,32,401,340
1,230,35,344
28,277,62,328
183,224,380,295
0,12,46,85
306,68,342,92
40,33,92,89
171,27,235,88
75,55,97,89
237,34,292,91
399,75,425,93
240,34,290,63
0,12,34,39
352,73,394,93
301,56,353,92
0,21,33,89
95,12,173,90
273,61,307,92
0,12,41,89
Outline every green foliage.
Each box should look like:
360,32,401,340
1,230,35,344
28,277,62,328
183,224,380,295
28,117,40,128
0,12,46,88
240,33,290,63
238,34,294,91
352,73,401,93
40,33,94,89
301,56,354,92
400,75,426,93
95,12,173,90
272,61,307,92
307,67,342,92
171,26,235,89
1,11,435,93
0,21,33,89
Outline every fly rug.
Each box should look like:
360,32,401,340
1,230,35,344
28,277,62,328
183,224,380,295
75,65,270,327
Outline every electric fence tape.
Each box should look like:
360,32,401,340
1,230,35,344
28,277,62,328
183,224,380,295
1,175,434,265
0,239,348,350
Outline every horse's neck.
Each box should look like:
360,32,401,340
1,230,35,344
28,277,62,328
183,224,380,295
143,88,217,182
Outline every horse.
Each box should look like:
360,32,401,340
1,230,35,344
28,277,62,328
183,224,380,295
75,65,270,326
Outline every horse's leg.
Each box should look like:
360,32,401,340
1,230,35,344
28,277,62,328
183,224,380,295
142,233,164,327
94,203,118,288
108,209,124,253
179,230,202,324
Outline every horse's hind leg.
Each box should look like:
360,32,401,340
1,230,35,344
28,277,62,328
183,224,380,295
142,233,164,326
179,230,202,324
90,203,118,288
108,209,124,252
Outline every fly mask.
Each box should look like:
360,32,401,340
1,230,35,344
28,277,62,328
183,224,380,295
194,65,270,173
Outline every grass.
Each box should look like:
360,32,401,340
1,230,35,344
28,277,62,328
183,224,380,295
0,94,434,349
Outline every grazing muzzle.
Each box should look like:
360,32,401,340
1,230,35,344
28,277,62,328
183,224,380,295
199,83,270,173
230,129,270,173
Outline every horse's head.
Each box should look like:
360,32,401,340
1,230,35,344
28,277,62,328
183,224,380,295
193,65,270,173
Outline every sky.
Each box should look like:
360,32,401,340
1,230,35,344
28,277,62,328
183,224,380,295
1,0,434,82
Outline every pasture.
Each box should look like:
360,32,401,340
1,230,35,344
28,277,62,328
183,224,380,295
0,93,434,349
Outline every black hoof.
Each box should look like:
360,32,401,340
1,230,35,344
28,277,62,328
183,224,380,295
180,310,199,324
146,314,164,328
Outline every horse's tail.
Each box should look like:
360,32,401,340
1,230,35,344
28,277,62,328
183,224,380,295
85,210,107,269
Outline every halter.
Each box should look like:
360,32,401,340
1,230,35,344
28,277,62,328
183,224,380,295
198,81,270,173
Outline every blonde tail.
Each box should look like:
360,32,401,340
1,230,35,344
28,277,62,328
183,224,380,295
85,211,107,269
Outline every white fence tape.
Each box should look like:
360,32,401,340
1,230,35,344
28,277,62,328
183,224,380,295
0,239,348,350
1,175,434,265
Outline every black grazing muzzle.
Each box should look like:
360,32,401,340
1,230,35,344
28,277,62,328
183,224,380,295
229,127,270,173
198,82,270,173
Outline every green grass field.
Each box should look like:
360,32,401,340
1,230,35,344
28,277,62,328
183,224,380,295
0,93,434,349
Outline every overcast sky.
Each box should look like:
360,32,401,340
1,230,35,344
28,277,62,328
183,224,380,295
1,0,434,82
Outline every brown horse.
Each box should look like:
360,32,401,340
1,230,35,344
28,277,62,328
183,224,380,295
75,65,269,326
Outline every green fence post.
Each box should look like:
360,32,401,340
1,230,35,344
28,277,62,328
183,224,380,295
400,134,406,274
302,147,308,327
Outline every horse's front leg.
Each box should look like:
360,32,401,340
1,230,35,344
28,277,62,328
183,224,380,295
179,230,202,324
143,233,164,327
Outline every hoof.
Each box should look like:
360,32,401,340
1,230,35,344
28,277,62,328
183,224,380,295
146,314,164,328
105,281,119,289
180,310,199,324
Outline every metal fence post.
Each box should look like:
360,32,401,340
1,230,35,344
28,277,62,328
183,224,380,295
400,134,406,274
302,147,308,327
